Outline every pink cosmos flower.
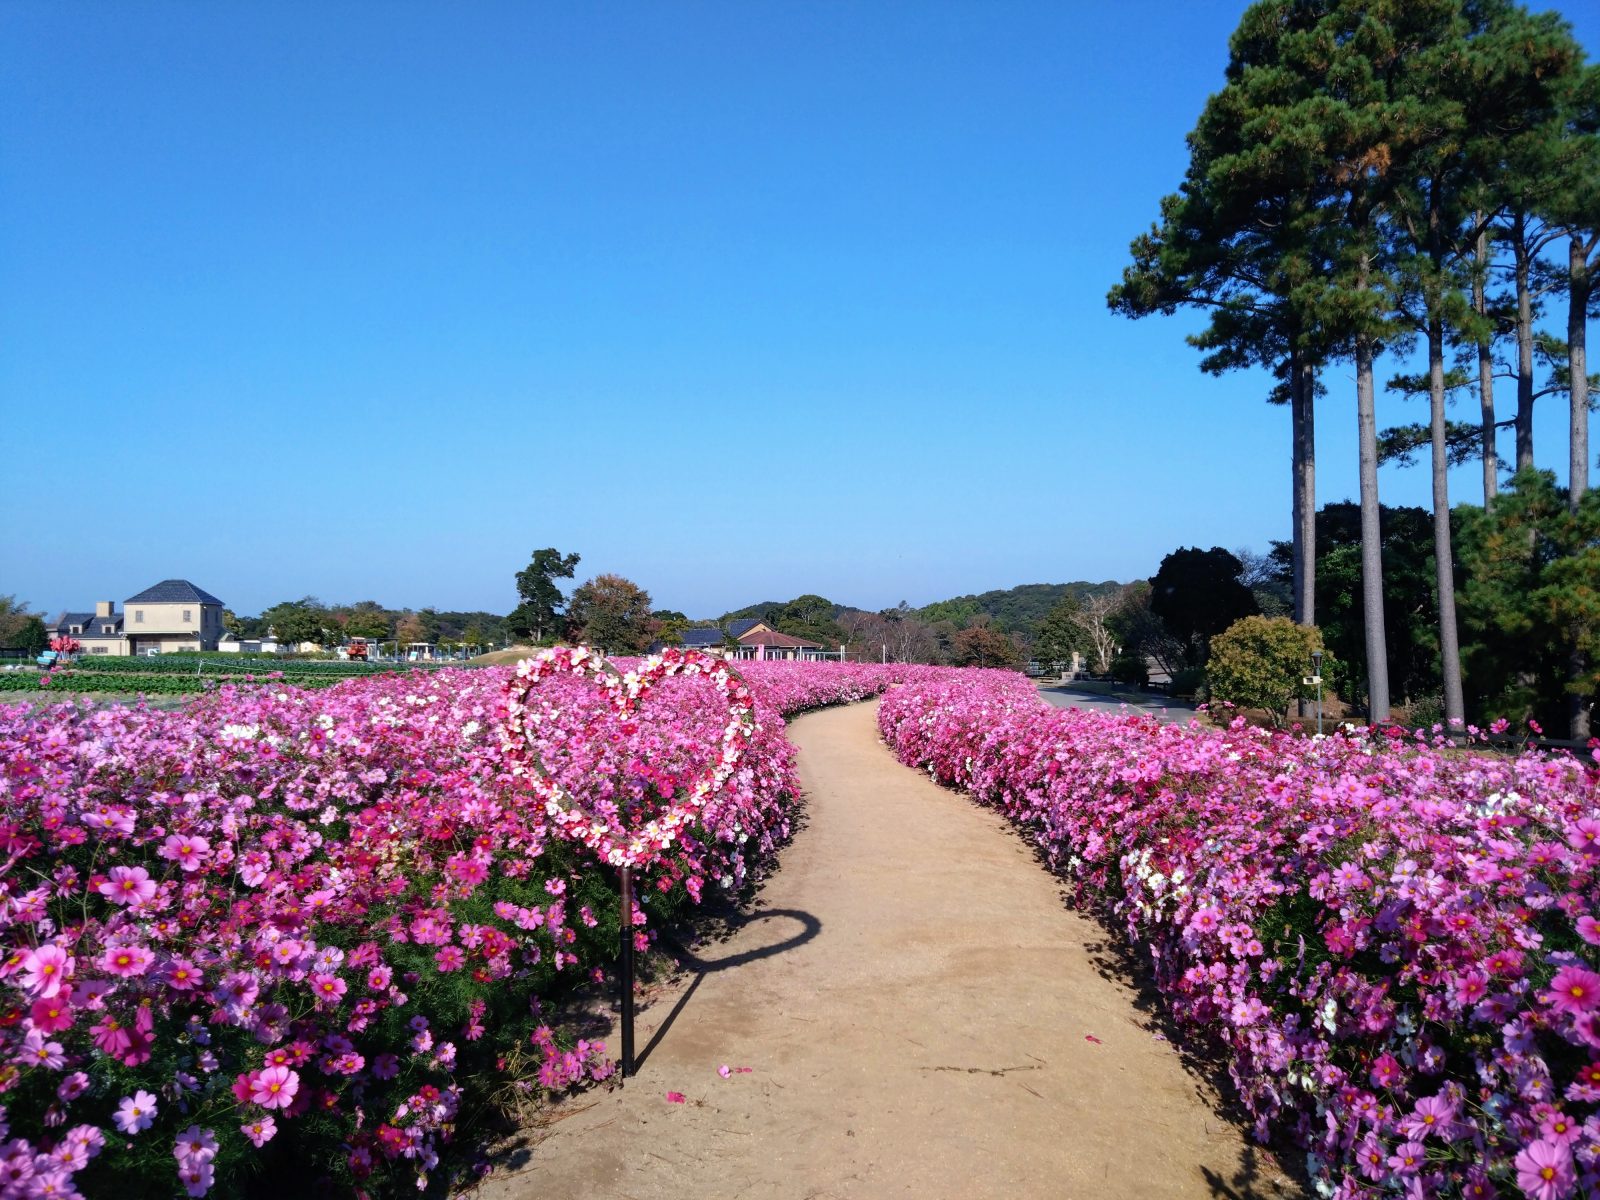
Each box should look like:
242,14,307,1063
1370,1053,1405,1089
248,1066,299,1109
240,1115,277,1147
165,959,203,991
21,945,73,999
1566,817,1600,856
56,1072,89,1103
173,1126,218,1162
1546,966,1600,1016
17,1030,65,1070
179,1160,214,1197
309,973,347,1004
113,1090,159,1134
100,944,155,978
1386,1141,1426,1175
1540,1110,1581,1147
98,865,156,907
1401,1094,1459,1141
1515,1139,1574,1200
159,833,211,871
29,1168,76,1198
435,946,465,972
30,997,73,1034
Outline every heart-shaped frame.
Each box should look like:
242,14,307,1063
501,645,758,869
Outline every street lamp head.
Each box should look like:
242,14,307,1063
1311,648,1324,666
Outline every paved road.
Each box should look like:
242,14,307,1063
1037,683,1199,725
487,701,1295,1200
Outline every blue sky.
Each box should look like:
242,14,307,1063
4,2,1596,619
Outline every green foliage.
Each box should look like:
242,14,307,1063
511,548,580,641
12,617,46,655
259,597,330,647
1207,616,1326,728
651,610,689,646
1270,503,1443,711
1169,666,1207,700
0,596,40,650
770,594,845,648
1033,596,1083,665
913,582,1121,643
1456,469,1600,730
1149,547,1258,668
1108,649,1149,688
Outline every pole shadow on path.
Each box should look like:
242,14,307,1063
636,908,821,1072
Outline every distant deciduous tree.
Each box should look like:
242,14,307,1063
261,598,328,648
949,624,1024,670
566,574,656,654
394,613,427,647
0,596,38,649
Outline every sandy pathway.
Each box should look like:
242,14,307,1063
481,701,1299,1200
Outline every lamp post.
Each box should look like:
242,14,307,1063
1310,648,1324,736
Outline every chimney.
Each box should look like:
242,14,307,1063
96,601,115,618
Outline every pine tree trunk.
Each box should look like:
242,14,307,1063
1429,317,1466,729
1356,331,1391,723
1514,221,1537,471
1571,236,1591,512
1475,227,1498,505
1295,358,1317,628
1569,235,1592,741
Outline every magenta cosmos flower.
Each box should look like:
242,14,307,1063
248,1066,299,1110
1515,1139,1575,1200
1547,966,1600,1017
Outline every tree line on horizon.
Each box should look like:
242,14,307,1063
1110,0,1599,738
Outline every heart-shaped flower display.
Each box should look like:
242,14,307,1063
501,645,757,869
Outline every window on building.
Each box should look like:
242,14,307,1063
90,646,107,655
183,609,192,622
135,611,143,623
70,625,82,634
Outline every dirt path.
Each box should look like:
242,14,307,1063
481,701,1299,1200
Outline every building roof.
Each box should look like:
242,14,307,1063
50,612,123,637
738,629,822,649
678,628,728,648
726,618,763,637
125,579,225,606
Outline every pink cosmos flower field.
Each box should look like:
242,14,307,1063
0,659,914,1198
10,655,1598,1199
879,671,1600,1199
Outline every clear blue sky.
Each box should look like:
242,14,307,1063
5,1,1596,619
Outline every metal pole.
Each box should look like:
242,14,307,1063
619,866,635,1077
1318,676,1324,737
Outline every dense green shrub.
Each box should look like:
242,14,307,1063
1168,666,1207,700
1108,650,1148,686
1206,616,1325,728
